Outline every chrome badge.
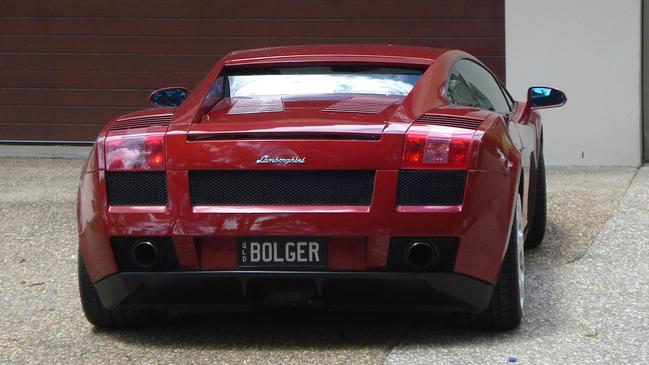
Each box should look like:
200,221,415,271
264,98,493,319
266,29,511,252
256,154,306,165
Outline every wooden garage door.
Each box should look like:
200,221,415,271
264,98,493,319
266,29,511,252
0,0,504,142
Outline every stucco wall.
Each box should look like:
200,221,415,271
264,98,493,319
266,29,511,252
506,0,642,166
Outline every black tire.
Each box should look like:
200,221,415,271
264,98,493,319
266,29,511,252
467,195,524,330
78,251,167,328
525,148,547,249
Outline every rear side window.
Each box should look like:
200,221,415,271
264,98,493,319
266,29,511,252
225,66,423,97
447,59,511,113
447,69,478,108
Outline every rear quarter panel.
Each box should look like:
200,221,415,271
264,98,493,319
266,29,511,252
456,113,521,282
511,102,542,228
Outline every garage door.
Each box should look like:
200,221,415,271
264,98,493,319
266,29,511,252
0,0,505,143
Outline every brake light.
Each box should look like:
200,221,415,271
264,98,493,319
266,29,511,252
402,124,474,170
105,126,166,171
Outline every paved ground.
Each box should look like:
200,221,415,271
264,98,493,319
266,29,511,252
0,156,646,364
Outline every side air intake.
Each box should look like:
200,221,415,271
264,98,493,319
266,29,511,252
415,114,482,130
109,114,173,131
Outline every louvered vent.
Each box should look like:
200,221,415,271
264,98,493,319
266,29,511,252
228,97,284,114
323,96,398,114
109,114,173,131
416,114,482,130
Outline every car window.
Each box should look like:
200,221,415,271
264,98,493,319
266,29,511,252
225,66,423,97
447,70,478,108
453,59,511,113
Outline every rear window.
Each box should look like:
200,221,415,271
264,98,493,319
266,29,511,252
226,66,423,97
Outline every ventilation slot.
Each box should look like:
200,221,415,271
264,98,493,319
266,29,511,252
416,114,482,130
189,170,375,206
109,114,173,131
323,96,398,114
106,171,168,206
228,97,284,114
397,170,467,205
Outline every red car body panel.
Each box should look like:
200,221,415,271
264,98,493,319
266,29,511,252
78,45,543,311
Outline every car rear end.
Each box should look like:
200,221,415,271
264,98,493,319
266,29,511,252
78,62,518,315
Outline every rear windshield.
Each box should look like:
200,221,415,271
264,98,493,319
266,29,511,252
226,66,423,97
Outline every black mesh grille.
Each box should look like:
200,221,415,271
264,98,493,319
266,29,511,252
106,172,168,206
397,170,466,205
189,170,375,205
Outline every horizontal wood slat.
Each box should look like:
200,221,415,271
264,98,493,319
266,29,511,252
0,0,504,19
0,36,504,57
0,18,505,38
0,0,504,142
2,54,219,72
0,106,140,124
0,89,147,107
0,71,204,89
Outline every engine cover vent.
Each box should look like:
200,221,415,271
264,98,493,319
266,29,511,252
109,114,173,131
416,114,482,130
323,96,398,114
228,97,285,114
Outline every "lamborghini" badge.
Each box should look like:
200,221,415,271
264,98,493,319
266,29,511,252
255,155,306,165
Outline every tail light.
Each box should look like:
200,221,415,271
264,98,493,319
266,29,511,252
402,124,474,170
105,126,166,171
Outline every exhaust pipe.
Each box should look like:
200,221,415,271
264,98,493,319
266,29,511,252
405,241,439,271
131,240,160,269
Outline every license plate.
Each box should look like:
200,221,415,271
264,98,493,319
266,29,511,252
237,237,327,269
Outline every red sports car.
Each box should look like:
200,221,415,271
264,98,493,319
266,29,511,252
77,45,566,329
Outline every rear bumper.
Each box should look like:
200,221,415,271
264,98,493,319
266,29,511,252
95,270,493,313
79,168,518,285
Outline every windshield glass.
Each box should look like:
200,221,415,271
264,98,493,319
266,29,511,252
226,66,423,97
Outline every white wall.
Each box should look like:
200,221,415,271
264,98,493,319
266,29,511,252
506,0,642,166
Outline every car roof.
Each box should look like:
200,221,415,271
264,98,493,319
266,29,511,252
222,44,451,67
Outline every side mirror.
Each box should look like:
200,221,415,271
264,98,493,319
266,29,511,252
528,86,567,110
148,87,188,107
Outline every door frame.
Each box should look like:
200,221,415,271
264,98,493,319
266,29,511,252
643,0,649,161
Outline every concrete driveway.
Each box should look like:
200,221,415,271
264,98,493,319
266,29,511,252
0,154,646,364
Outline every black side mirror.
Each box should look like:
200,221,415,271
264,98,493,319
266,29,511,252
148,87,188,107
528,86,567,110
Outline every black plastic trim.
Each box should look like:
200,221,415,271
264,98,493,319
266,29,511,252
387,237,459,272
94,270,493,313
111,237,179,272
